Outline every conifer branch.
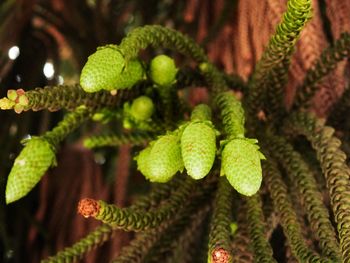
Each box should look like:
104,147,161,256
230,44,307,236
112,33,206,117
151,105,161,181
284,112,350,262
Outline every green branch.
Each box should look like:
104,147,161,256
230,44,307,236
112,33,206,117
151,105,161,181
284,112,350,262
42,176,185,262
118,25,208,63
208,177,233,263
83,131,156,149
293,32,350,110
41,224,114,263
78,177,196,231
265,134,341,260
263,160,332,262
246,194,277,263
247,0,311,120
5,106,93,204
0,85,141,112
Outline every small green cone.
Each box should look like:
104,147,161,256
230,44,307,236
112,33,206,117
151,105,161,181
130,96,155,121
146,134,183,183
149,54,178,87
181,122,216,180
135,146,152,179
221,138,265,196
80,45,144,92
5,137,56,204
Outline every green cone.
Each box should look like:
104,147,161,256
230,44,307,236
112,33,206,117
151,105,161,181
6,137,56,204
80,45,144,92
149,54,178,87
130,96,155,121
181,122,216,180
221,138,265,196
142,134,183,183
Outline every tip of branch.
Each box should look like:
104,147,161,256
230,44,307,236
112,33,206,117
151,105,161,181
78,198,100,218
14,105,24,114
18,94,29,106
211,247,231,263
1,89,29,113
7,89,18,101
0,98,15,110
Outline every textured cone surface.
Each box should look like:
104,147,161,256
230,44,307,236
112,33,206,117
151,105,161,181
80,46,144,92
191,104,212,122
221,139,263,196
149,54,178,86
135,146,152,179
147,134,183,182
6,137,56,204
130,96,155,121
114,59,144,89
181,122,216,179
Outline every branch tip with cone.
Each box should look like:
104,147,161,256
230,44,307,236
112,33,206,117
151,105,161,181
78,198,100,218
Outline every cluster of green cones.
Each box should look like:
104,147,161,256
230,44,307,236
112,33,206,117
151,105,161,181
135,103,265,197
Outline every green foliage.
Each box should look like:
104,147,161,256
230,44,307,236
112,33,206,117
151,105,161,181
41,224,114,263
0,85,141,112
247,0,312,120
44,177,187,262
246,194,277,263
120,95,157,131
263,160,329,262
293,32,350,110
208,177,233,263
118,25,208,63
215,91,245,138
42,106,93,147
199,62,228,96
2,2,350,260
265,134,341,260
285,112,350,262
112,177,215,263
83,131,156,149
214,91,265,196
79,177,196,230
